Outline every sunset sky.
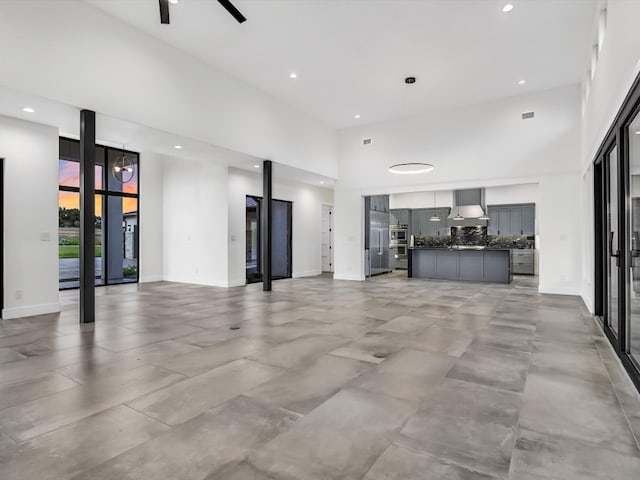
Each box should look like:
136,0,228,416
59,160,138,214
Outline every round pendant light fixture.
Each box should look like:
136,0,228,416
388,163,434,175
387,76,435,176
453,206,465,221
429,191,440,221
112,147,135,184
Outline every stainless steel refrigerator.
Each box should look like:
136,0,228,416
369,210,390,276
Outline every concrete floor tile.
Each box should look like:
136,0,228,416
72,396,298,480
245,354,371,414
127,359,284,425
446,344,530,392
362,445,499,480
251,388,414,480
0,405,169,480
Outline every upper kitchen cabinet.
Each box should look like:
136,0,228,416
487,203,535,235
487,206,499,235
411,208,449,236
370,195,389,213
521,205,535,235
390,209,410,226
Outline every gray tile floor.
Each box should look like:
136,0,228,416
1,274,640,479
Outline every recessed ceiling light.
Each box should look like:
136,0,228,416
502,3,514,12
289,73,297,79
354,114,361,119
319,181,325,184
253,164,260,169
22,107,35,113
518,79,527,85
635,131,640,135
173,145,182,149
169,0,178,4
388,163,435,175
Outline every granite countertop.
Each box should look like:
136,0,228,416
409,246,513,251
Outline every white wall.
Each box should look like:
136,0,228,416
485,184,538,206
162,157,229,287
138,151,163,283
580,0,640,311
1,115,59,318
227,168,334,287
334,86,583,295
389,190,453,209
537,174,583,295
0,0,337,178
581,0,640,171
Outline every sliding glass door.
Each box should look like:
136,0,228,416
627,110,640,367
606,144,620,337
595,74,640,391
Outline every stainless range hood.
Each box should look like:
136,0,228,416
447,188,489,227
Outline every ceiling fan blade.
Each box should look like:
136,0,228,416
217,0,247,24
159,0,170,24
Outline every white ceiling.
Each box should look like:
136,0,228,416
0,85,336,186
86,0,597,128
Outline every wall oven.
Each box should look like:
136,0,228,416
390,226,408,244
394,245,407,258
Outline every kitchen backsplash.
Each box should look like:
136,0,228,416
451,226,487,246
413,235,451,248
412,233,534,249
486,235,535,249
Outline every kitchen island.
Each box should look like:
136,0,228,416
408,247,512,284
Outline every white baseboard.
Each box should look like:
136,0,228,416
228,279,246,287
292,270,322,278
333,273,365,281
2,302,61,320
162,275,229,288
537,284,581,296
140,275,163,283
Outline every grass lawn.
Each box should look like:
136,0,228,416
59,245,102,259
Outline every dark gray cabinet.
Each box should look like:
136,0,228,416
390,209,410,226
409,248,511,283
488,203,535,235
411,208,449,236
521,205,535,235
512,249,534,275
498,208,511,235
370,195,389,213
487,206,499,235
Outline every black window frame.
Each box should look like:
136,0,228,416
58,137,140,290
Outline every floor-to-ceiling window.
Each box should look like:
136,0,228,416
595,73,640,391
245,195,292,284
58,138,139,289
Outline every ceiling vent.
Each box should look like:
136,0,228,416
363,138,372,145
521,111,535,120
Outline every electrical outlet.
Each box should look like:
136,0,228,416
15,290,23,300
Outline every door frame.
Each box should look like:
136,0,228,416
321,204,334,273
245,195,292,284
594,70,640,392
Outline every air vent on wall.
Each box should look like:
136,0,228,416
363,138,372,145
522,111,535,120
